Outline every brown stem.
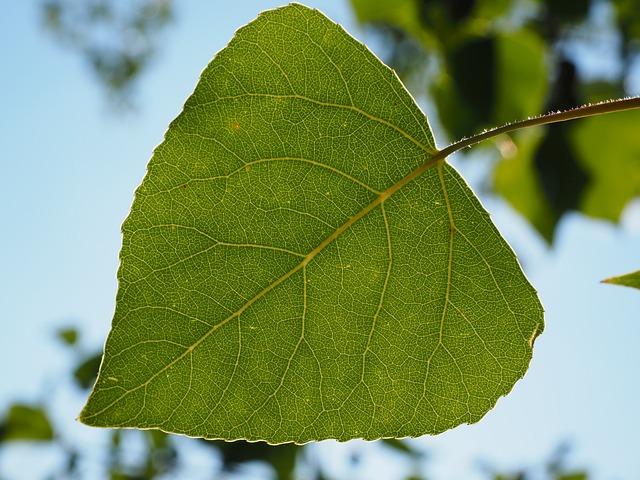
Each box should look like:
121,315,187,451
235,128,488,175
437,96,640,159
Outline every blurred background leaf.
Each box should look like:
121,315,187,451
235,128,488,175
72,352,103,390
56,327,79,347
0,404,54,443
41,0,174,106
349,0,640,242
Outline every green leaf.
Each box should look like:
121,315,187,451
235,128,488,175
73,352,103,389
381,438,424,459
493,128,557,241
213,440,299,479
351,0,422,35
493,30,547,126
494,109,640,242
556,473,588,480
0,404,54,442
350,0,439,51
433,29,547,141
602,270,640,290
571,109,640,222
80,4,543,443
56,326,79,346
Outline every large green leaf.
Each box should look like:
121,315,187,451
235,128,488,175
80,4,543,443
602,270,640,290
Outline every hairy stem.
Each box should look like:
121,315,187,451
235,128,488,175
437,96,640,159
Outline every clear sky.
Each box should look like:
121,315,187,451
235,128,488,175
1,1,639,479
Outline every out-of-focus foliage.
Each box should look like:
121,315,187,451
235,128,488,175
38,0,640,239
41,0,173,103
351,0,640,242
572,109,640,221
0,327,427,479
486,442,589,480
0,404,54,442
0,326,591,479
73,352,103,390
56,326,79,346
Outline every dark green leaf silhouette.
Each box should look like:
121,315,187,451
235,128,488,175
41,0,173,102
0,404,54,442
74,352,104,390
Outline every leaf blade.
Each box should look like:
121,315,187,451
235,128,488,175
81,3,543,443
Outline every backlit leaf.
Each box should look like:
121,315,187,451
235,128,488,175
74,352,103,390
80,4,543,443
602,270,640,290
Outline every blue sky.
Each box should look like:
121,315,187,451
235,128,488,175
1,1,639,479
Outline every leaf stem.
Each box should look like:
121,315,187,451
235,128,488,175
437,96,640,159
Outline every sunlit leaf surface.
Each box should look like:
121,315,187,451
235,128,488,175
602,270,640,290
81,4,543,443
